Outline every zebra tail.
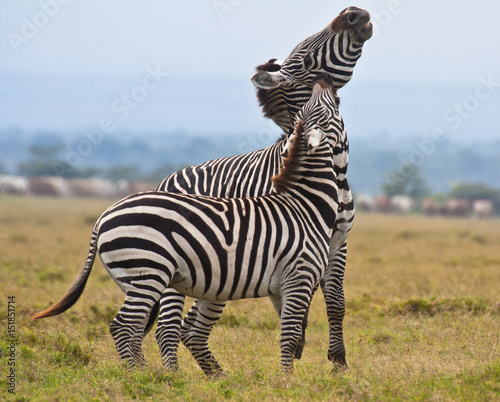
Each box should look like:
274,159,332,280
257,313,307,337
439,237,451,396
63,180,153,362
32,228,98,320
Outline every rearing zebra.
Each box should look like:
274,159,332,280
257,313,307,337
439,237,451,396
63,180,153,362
252,6,373,135
154,6,371,371
33,74,348,374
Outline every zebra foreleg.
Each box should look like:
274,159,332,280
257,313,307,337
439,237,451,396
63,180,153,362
293,282,320,359
279,284,314,373
180,299,226,377
272,284,318,361
271,295,307,360
322,242,348,369
155,289,185,371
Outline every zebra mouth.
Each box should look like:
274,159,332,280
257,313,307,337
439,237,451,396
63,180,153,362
333,6,373,44
355,21,373,44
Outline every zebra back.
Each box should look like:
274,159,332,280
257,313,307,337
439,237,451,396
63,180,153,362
157,141,284,197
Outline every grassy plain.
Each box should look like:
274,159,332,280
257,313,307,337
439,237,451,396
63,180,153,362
0,196,499,401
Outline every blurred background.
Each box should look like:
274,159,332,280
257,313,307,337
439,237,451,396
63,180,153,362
1,0,499,204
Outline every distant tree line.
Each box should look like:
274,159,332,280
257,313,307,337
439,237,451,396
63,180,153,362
381,162,500,213
448,182,500,213
16,143,180,183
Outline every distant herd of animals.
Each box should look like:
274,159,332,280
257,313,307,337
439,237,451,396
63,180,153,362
356,194,495,218
32,7,375,375
2,177,495,218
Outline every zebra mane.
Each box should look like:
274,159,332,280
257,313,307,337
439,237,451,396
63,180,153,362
271,119,305,193
255,60,309,135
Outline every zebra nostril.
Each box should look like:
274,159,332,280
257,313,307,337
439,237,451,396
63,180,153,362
347,12,360,26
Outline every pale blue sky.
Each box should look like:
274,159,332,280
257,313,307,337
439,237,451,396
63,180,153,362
1,0,499,140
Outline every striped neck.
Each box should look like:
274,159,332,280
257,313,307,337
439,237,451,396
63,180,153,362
270,76,347,233
271,123,342,199
271,126,344,233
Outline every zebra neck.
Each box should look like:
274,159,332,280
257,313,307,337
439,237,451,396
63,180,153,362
257,81,311,135
279,143,340,232
272,142,339,202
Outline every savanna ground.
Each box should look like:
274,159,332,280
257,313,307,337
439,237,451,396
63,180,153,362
0,195,499,401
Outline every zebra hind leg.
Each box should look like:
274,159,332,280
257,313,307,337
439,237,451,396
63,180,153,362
322,243,348,370
180,299,227,377
129,314,151,367
110,292,162,368
155,289,186,371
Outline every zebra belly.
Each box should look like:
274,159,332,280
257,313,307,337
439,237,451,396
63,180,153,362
169,255,282,301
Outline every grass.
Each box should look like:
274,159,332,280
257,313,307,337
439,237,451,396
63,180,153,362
0,196,499,400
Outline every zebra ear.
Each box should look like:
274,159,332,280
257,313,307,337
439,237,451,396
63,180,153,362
306,129,325,155
251,70,291,89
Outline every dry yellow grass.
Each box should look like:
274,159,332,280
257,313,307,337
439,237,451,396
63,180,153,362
1,196,499,400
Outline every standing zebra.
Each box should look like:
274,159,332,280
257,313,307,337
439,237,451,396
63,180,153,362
153,6,372,371
33,74,349,374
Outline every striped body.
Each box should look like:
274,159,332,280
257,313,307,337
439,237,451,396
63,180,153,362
98,187,332,303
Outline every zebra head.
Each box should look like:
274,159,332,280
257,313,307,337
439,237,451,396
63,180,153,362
290,74,344,155
251,7,372,90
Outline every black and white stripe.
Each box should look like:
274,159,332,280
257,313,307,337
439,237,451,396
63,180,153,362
33,76,351,374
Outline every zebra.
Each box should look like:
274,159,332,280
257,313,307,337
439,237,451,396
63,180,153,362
32,74,349,375
153,6,371,371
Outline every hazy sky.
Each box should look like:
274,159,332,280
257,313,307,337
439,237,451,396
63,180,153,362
2,0,500,82
1,0,499,140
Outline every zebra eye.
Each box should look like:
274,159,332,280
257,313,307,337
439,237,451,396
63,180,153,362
304,53,312,69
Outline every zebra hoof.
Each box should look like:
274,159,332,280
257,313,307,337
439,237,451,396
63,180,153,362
294,342,305,359
206,369,225,379
328,352,348,371
165,362,180,372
